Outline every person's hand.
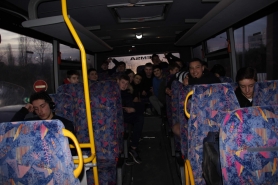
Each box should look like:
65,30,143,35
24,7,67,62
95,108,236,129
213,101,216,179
25,103,34,113
123,107,135,113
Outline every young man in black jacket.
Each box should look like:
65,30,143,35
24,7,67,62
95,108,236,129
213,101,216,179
118,75,144,165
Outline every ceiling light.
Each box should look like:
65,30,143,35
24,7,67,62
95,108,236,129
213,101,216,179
136,33,142,39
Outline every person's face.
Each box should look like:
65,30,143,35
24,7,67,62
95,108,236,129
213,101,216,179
144,66,153,77
238,79,256,99
128,73,134,83
152,56,160,65
101,63,108,70
32,99,53,120
89,71,98,81
153,68,162,78
170,67,179,75
133,75,142,85
117,64,126,72
189,61,204,78
67,74,79,84
117,79,129,91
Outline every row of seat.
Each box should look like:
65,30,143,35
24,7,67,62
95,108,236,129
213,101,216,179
165,79,278,184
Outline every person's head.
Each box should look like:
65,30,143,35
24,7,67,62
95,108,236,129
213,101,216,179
133,74,142,85
30,91,55,120
117,62,126,73
67,70,79,84
210,64,226,77
151,54,161,65
101,60,109,71
175,60,183,69
153,65,162,79
236,67,257,99
125,69,135,83
117,74,130,91
144,63,153,77
169,63,180,75
87,68,98,81
188,58,204,79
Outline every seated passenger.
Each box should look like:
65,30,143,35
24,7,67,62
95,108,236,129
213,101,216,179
235,67,257,107
165,63,181,96
88,68,98,83
182,58,221,86
11,91,76,154
210,64,233,83
151,54,168,69
131,74,143,102
118,75,144,165
110,61,126,79
63,70,79,84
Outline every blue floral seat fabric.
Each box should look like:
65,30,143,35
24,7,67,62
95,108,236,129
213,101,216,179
0,120,80,185
220,105,278,184
219,76,233,83
179,85,193,156
171,81,183,127
253,80,278,106
166,74,174,128
187,83,240,185
49,93,75,122
57,82,122,185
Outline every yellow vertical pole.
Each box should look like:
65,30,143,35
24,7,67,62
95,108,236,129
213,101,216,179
61,0,99,184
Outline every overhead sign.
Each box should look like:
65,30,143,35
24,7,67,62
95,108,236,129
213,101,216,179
33,80,48,92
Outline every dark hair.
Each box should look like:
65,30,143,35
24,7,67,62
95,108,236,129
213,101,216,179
145,62,153,68
118,74,130,82
189,58,203,66
125,69,134,75
134,73,143,78
87,68,97,75
117,61,126,67
30,91,55,109
153,65,162,71
236,67,257,83
67,70,79,78
210,64,226,76
151,54,159,60
168,63,180,71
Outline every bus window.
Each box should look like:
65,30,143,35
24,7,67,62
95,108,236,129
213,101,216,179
0,28,54,107
206,32,228,53
192,45,203,59
234,10,278,80
60,44,80,62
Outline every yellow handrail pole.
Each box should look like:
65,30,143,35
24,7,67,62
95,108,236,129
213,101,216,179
184,161,189,185
61,0,99,185
184,90,193,118
186,159,195,185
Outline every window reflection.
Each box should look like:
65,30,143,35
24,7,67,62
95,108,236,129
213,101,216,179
206,32,228,53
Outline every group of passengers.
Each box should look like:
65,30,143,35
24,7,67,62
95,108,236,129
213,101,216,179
11,52,257,167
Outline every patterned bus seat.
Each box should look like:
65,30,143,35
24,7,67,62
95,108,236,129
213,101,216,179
219,76,233,83
253,80,278,106
187,83,240,185
171,80,183,127
165,74,174,128
220,105,278,184
0,120,80,185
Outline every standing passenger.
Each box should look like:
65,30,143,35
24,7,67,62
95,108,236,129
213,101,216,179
235,67,257,107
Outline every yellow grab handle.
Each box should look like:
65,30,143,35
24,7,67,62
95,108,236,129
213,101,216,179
186,159,195,185
185,160,189,185
184,90,193,118
62,129,83,178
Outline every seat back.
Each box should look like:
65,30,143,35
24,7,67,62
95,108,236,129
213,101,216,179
165,74,174,127
253,80,278,106
0,119,80,184
49,93,75,122
98,72,110,81
219,76,233,83
179,85,193,156
220,105,278,184
187,83,240,185
171,80,183,127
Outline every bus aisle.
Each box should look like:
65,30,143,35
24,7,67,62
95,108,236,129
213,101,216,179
123,116,181,185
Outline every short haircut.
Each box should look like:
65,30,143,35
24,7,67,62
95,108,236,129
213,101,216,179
134,73,143,78
151,54,159,60
236,67,257,83
153,65,162,71
125,69,134,75
118,74,130,82
67,70,79,78
117,61,126,67
30,91,52,104
168,63,180,71
87,68,97,75
145,62,153,68
210,64,226,76
189,58,203,66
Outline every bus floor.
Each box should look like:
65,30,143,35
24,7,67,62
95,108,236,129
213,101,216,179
122,116,181,185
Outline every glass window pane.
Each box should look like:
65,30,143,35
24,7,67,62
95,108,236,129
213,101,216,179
60,44,80,62
206,32,228,53
0,28,54,107
234,12,278,80
192,45,203,59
